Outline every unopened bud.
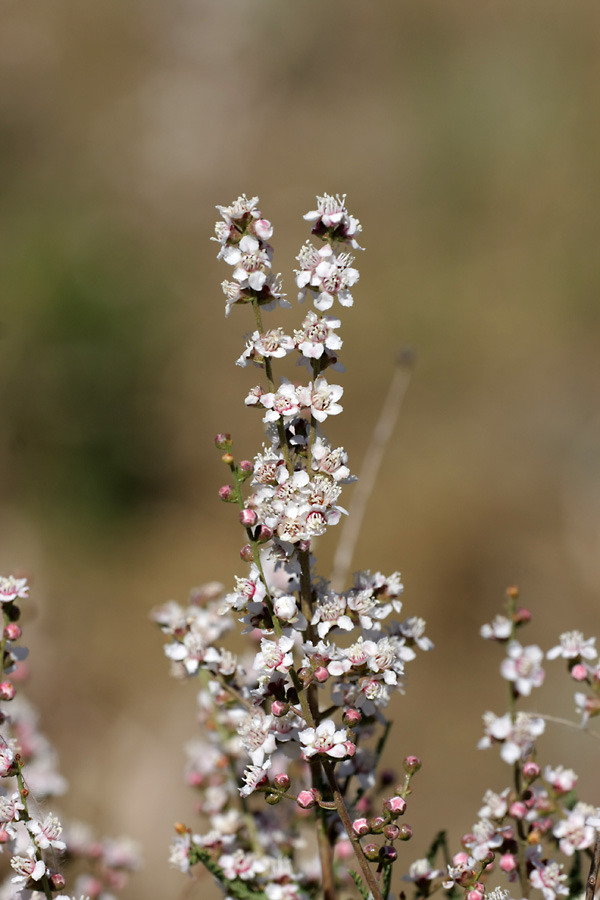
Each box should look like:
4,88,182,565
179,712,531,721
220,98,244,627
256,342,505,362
571,663,588,681
218,484,235,502
50,874,66,891
254,219,273,241
296,790,317,809
0,682,15,701
506,585,520,600
214,433,231,450
343,708,361,727
273,773,290,791
397,824,413,841
239,508,257,527
238,460,254,478
352,818,370,836
523,761,540,781
271,700,289,717
514,606,531,625
313,666,329,683
379,845,398,864
363,843,379,862
383,824,400,841
240,544,254,562
3,623,21,641
509,801,526,819
370,816,385,833
403,755,421,774
255,525,273,544
265,793,281,805
221,452,234,465
384,795,407,816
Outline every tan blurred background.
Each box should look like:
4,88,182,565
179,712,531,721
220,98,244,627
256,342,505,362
1,1,600,897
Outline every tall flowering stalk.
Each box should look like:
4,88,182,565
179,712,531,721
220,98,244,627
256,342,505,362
153,195,433,900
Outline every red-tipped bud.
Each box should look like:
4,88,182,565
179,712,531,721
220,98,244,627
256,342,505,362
343,708,361,727
571,663,588,681
352,818,370,836
273,773,290,791
403,755,421,774
379,845,398,864
239,508,257,527
313,666,328,683
344,741,357,758
363,843,379,862
255,525,273,544
3,623,21,641
383,824,400,841
296,790,317,809
221,452,235,465
50,874,66,891
523,761,540,781
271,700,289,717
240,544,254,562
384,795,407,816
506,585,520,600
214,433,231,450
218,484,235,502
0,683,15,701
397,824,413,841
514,606,531,625
238,460,254,478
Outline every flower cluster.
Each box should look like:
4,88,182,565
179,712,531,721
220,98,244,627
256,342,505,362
153,196,433,900
0,576,141,900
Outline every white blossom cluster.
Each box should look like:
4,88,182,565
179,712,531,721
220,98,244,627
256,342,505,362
0,576,141,900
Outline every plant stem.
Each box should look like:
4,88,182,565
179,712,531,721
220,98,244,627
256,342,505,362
321,759,383,900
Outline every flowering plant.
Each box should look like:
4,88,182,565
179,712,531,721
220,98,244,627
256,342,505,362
2,194,600,900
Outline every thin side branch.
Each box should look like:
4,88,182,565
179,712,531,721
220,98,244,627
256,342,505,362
330,349,414,591
586,834,600,900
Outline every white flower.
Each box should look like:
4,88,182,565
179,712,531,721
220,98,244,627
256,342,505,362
28,813,66,851
219,849,269,881
238,714,277,766
298,719,348,759
480,615,512,640
311,593,353,639
303,193,362,248
309,377,343,422
529,860,569,900
553,802,596,855
10,851,47,886
544,764,578,794
547,630,597,660
500,641,545,696
0,576,29,603
294,311,342,360
254,636,295,674
240,760,272,798
479,711,545,763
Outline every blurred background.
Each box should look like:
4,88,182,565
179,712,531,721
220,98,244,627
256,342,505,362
1,0,600,897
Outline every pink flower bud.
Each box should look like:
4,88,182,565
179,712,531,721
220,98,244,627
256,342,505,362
238,460,253,477
467,889,484,900
240,544,254,562
500,853,517,873
370,816,385,832
239,508,257,527
274,773,290,791
0,682,15,701
314,666,329,683
523,761,540,780
271,700,289,717
383,824,400,841
352,818,370,836
214,433,231,450
363,844,379,862
256,525,273,544
514,606,531,624
50,874,66,891
344,741,356,757
397,823,413,841
384,795,407,816
453,852,469,866
3,623,21,641
296,790,317,809
509,801,526,819
571,663,588,681
0,827,11,844
254,219,273,241
462,833,476,848
403,755,422,774
343,708,361,726
219,485,235,502
378,845,398,864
